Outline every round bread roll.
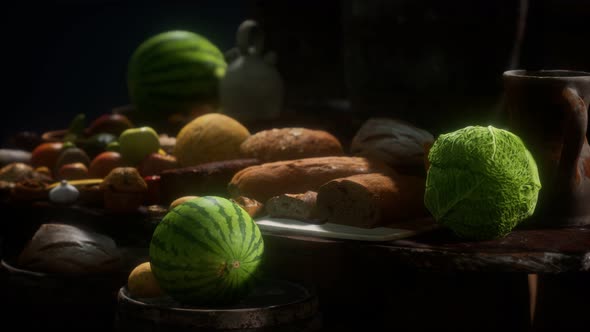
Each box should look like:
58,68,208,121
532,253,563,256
0,162,35,182
351,118,434,171
240,128,344,162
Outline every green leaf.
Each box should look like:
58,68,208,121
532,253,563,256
64,113,86,142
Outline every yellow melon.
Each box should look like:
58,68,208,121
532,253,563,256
127,262,164,298
174,113,250,167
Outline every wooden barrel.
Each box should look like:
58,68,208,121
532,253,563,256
115,279,322,332
0,258,124,332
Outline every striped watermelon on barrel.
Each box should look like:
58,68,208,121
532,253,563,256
149,196,264,305
127,31,227,123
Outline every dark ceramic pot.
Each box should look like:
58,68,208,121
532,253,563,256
115,279,322,332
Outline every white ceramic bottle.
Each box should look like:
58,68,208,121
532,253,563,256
220,20,284,122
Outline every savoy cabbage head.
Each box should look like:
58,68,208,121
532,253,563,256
424,125,541,240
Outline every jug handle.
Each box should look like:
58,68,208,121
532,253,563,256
237,20,265,56
558,87,588,191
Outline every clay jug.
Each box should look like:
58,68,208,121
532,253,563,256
220,20,284,124
503,70,590,227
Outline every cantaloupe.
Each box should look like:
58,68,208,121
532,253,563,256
173,113,250,167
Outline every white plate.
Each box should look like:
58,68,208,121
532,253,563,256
255,217,438,242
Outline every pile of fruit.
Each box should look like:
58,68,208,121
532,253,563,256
0,29,237,212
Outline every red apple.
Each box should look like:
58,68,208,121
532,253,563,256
58,162,89,180
144,175,161,205
87,113,134,136
137,153,178,177
31,142,64,170
88,151,126,178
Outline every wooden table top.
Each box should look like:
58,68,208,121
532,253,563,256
261,221,590,273
3,200,589,274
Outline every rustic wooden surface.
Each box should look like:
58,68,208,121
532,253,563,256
261,220,590,273
259,221,590,331
2,201,588,331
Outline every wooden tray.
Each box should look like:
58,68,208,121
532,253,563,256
255,217,439,242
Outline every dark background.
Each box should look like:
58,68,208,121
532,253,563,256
1,1,250,142
1,0,589,144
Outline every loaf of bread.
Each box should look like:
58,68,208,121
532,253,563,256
0,162,37,182
350,118,434,174
17,223,121,275
160,158,261,204
316,172,427,228
266,191,320,222
231,196,265,218
240,128,344,162
0,149,31,167
228,156,392,203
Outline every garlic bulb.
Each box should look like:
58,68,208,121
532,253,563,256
49,180,79,204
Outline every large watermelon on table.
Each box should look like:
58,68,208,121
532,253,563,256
128,30,227,120
149,196,264,305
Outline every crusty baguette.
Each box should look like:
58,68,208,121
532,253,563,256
159,158,260,204
316,173,427,228
17,223,121,275
266,191,320,222
228,156,392,203
240,128,344,162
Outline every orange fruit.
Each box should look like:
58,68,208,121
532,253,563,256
57,162,89,180
127,262,164,298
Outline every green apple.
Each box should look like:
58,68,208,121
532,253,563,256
118,127,160,165
105,141,121,152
